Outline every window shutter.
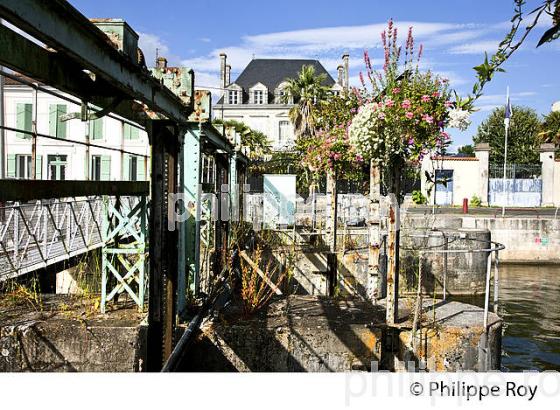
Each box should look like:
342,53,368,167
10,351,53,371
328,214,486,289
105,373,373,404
57,105,67,139
137,157,146,181
16,103,31,139
124,123,131,140
100,155,111,181
130,126,139,140
49,104,57,137
123,154,130,180
91,118,103,140
35,155,43,179
7,154,16,178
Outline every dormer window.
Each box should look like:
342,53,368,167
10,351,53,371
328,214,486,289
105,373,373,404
249,82,268,105
253,90,264,104
275,82,293,104
228,90,239,104
225,83,242,105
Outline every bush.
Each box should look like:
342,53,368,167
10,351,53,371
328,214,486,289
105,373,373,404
470,195,482,207
412,190,427,205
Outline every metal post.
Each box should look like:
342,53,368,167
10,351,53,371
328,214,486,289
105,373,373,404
493,250,499,313
483,250,492,330
31,84,38,179
0,61,5,180
443,235,448,301
178,125,202,317
386,167,401,325
147,120,179,371
368,162,381,301
502,87,510,217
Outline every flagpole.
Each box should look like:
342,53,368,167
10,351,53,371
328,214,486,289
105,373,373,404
501,87,510,217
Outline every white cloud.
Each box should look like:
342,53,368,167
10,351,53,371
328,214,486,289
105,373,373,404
448,40,501,55
138,32,172,66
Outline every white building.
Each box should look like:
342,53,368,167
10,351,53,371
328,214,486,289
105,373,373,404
214,54,349,151
1,76,149,181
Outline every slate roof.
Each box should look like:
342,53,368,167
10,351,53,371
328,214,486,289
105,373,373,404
218,59,335,104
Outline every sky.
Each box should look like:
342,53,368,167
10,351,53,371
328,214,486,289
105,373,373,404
71,0,560,150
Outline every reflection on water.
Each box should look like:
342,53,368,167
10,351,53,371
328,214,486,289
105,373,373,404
498,264,560,372
454,264,560,371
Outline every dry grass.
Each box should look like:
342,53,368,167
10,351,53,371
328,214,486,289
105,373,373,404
239,246,286,316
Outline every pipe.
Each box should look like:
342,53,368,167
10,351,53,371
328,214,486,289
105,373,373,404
161,262,232,372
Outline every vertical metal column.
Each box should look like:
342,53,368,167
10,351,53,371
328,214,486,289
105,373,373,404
368,163,382,301
177,125,202,317
147,121,179,371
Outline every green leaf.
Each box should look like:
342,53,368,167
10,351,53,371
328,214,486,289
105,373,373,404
537,23,560,47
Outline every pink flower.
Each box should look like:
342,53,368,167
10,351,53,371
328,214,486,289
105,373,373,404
392,87,401,94
445,101,454,108
356,154,364,162
422,114,434,124
421,95,431,102
385,98,394,107
432,91,440,98
333,153,342,160
408,137,415,145
405,111,414,119
378,112,386,120
402,99,412,109
440,131,450,140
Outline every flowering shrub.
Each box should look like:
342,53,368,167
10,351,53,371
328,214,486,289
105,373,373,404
300,93,364,178
348,20,469,167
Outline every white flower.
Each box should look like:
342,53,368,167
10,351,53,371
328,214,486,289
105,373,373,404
448,108,471,131
552,101,560,113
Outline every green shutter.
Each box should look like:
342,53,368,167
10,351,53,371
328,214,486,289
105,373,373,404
57,105,67,139
123,154,130,180
49,104,57,137
100,155,111,181
137,157,146,181
16,103,32,139
7,154,16,178
35,155,43,179
91,118,103,140
124,123,140,140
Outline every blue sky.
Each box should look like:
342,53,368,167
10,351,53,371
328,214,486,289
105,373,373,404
72,0,559,150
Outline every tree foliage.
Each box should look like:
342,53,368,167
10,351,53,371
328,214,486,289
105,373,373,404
281,65,330,140
473,105,541,164
458,144,475,156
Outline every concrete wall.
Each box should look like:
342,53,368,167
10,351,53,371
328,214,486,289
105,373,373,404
3,85,149,181
554,160,560,206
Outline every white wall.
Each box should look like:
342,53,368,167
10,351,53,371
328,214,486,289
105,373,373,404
554,160,560,207
218,105,294,150
3,85,149,181
421,157,481,206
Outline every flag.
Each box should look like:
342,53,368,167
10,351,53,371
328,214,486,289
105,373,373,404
504,90,512,128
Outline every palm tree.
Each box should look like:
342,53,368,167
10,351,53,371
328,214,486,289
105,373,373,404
281,65,330,139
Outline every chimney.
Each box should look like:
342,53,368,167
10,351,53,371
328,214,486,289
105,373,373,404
337,65,344,86
220,53,227,90
156,56,168,70
226,64,231,86
342,54,349,90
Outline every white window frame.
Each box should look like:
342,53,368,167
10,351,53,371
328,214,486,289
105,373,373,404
253,90,264,105
16,154,32,179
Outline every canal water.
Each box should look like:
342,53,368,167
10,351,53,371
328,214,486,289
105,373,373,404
498,264,560,372
456,264,560,371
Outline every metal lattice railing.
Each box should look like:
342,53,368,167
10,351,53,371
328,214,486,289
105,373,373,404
0,196,144,282
0,198,104,280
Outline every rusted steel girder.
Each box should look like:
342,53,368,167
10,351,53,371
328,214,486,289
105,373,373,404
0,0,193,124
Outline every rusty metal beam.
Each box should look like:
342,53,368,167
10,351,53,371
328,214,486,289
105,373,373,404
0,25,144,123
0,0,193,123
0,180,149,202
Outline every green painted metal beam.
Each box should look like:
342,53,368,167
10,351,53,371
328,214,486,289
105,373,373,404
0,0,193,123
177,126,202,315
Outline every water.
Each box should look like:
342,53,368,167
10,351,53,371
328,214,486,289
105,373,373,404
455,264,560,371
498,264,560,371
